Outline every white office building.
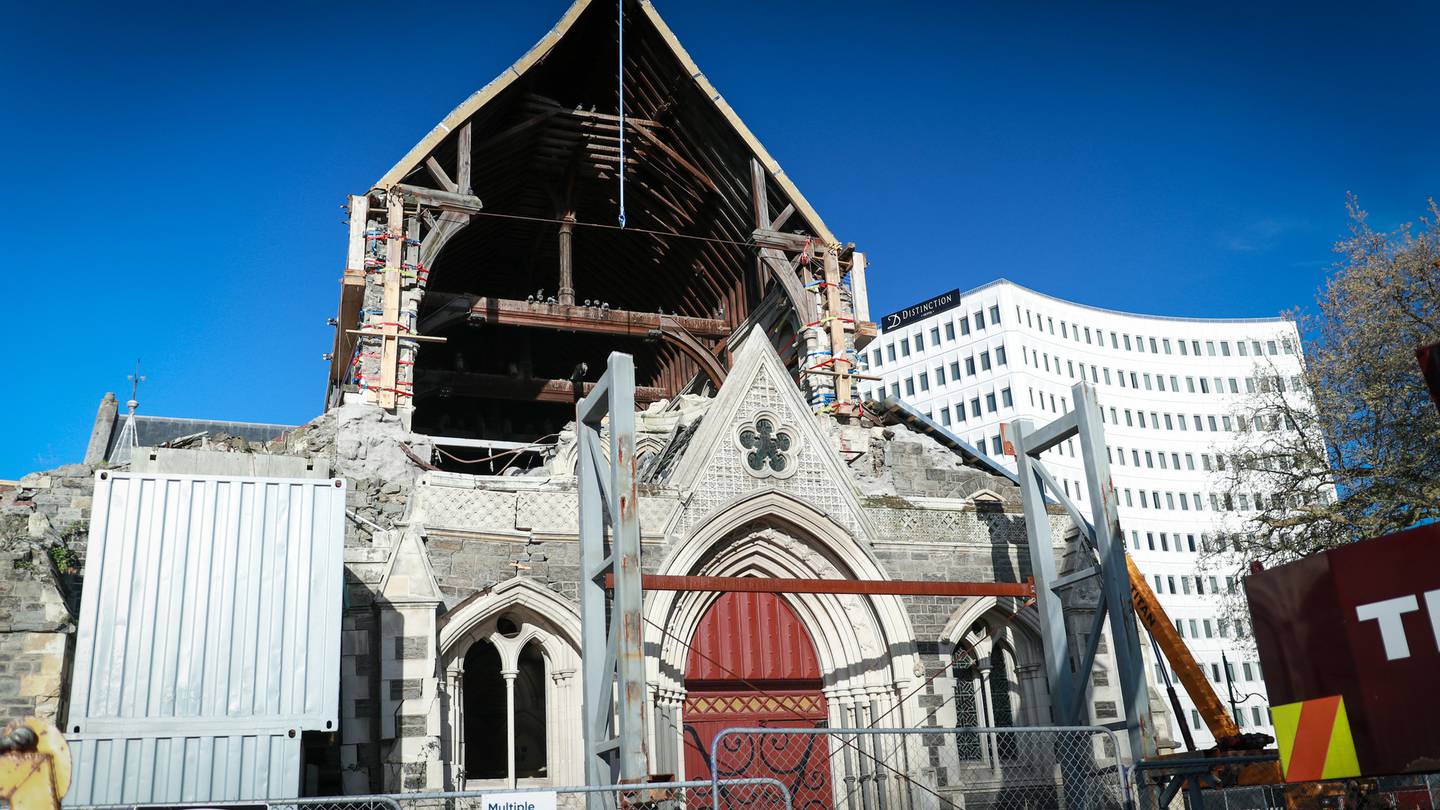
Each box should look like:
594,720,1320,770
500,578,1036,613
862,278,1307,748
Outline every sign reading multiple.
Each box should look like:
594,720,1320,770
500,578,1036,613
481,791,558,810
879,289,961,333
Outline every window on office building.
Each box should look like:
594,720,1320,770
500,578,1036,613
915,334,924,351
966,357,976,375
930,327,940,345
991,435,1003,455
985,393,997,412
960,316,971,335
890,382,900,398
970,398,981,417
901,338,911,357
989,305,1000,324
996,346,1007,365
945,322,955,341
935,366,946,385
1001,387,1013,407
950,361,961,379
887,345,896,362
941,407,951,426
905,378,915,396
919,372,929,391
974,310,985,329
980,351,992,371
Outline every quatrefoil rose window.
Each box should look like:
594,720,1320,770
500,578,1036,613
736,412,798,479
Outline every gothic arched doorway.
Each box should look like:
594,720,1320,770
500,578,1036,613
682,591,832,808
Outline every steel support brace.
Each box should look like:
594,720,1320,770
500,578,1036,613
1073,383,1156,760
1009,417,1075,723
1010,382,1155,764
578,352,649,797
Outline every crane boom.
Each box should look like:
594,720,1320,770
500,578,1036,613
1125,555,1241,742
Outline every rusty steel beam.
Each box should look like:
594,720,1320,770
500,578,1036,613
469,296,730,339
415,370,667,405
605,574,1034,598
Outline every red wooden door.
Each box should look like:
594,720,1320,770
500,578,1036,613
682,592,832,809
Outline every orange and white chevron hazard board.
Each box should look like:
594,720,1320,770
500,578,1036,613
1271,695,1361,782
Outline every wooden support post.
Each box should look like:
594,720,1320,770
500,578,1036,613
378,194,404,410
850,251,870,322
558,212,576,306
456,122,473,194
749,158,768,301
345,195,370,277
400,211,422,422
823,247,853,416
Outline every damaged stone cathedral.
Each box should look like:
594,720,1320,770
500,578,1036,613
0,0,1160,803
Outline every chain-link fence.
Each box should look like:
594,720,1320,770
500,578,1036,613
380,778,792,810
707,726,1126,810
66,798,404,810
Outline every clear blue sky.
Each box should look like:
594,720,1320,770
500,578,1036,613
3,1,1435,478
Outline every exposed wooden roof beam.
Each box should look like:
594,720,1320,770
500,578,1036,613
416,370,666,405
465,296,729,338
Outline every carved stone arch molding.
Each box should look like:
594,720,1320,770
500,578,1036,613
437,578,584,788
939,596,1051,727
646,491,920,740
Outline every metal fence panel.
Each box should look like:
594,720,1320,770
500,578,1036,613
709,726,1127,810
378,778,792,810
66,797,402,810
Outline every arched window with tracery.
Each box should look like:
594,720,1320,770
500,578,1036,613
952,621,1020,763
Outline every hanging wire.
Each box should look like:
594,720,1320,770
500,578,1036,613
459,208,756,248
616,0,627,228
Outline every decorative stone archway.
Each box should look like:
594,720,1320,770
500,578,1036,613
437,578,584,788
644,491,920,780
938,597,1048,729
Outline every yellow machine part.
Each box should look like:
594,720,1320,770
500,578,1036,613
1126,555,1240,741
0,718,71,810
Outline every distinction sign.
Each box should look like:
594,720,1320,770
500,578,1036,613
880,289,961,333
481,791,558,810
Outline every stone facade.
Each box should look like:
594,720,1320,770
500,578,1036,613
0,333,1166,796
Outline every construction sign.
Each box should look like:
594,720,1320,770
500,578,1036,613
1271,695,1360,782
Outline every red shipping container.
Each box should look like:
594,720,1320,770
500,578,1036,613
1246,522,1440,776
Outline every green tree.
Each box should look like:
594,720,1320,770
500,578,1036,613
1214,197,1440,568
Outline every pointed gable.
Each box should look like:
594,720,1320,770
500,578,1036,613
667,326,875,542
375,0,837,247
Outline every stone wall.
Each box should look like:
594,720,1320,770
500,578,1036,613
0,464,96,725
